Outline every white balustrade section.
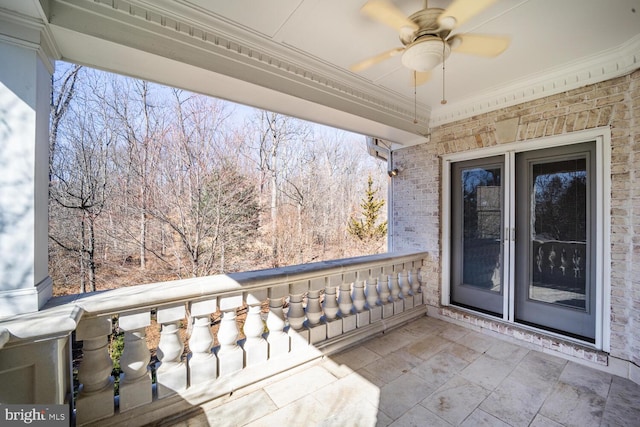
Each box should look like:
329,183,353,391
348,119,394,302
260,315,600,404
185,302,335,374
0,251,428,426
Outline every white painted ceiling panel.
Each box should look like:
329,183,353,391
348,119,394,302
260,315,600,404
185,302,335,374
183,0,304,38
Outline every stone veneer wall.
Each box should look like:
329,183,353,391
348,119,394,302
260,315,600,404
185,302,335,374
392,70,640,371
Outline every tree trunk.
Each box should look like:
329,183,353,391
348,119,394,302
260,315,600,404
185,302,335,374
88,214,97,292
80,213,86,294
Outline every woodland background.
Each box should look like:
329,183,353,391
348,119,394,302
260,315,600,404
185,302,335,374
49,63,389,296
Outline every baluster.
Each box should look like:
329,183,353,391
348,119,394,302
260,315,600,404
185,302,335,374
288,294,306,330
401,263,414,310
338,272,357,332
288,280,309,349
366,269,382,323
243,290,268,366
353,269,370,327
324,274,342,338
189,298,218,386
217,294,243,377
306,280,324,325
75,316,114,425
417,260,427,305
378,266,393,318
389,265,403,315
322,281,339,321
118,311,152,412
266,284,290,358
156,304,187,398
307,277,326,344
410,264,421,298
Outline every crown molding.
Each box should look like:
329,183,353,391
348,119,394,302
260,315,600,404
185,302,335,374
0,6,59,74
429,34,640,128
50,0,430,134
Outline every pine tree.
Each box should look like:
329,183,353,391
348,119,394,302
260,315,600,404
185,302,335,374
347,175,387,242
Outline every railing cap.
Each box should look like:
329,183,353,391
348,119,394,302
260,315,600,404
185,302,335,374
0,251,429,345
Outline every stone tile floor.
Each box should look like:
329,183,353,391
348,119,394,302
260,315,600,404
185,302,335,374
168,316,640,426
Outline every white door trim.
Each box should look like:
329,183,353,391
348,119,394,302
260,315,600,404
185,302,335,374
440,126,611,350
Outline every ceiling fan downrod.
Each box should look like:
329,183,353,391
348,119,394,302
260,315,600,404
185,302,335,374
441,38,447,105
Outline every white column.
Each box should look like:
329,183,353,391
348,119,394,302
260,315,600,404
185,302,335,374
75,316,114,425
0,14,55,317
189,298,218,386
118,311,152,412
156,304,187,398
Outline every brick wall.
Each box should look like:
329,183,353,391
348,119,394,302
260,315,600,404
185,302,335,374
392,69,640,365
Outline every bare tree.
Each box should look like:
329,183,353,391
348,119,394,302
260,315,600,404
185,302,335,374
251,111,312,266
150,91,259,277
50,67,115,292
48,64,388,295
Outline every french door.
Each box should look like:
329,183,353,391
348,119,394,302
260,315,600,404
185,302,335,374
451,157,504,316
450,141,598,342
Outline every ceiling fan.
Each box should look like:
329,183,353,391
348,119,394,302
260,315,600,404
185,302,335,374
351,0,510,85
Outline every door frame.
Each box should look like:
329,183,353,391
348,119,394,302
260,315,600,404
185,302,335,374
441,127,611,351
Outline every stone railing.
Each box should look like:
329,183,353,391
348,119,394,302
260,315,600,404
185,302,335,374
0,251,429,426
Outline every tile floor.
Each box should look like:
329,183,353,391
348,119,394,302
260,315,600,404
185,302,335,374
168,316,640,427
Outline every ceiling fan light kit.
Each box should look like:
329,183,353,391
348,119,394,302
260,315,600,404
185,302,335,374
401,37,451,72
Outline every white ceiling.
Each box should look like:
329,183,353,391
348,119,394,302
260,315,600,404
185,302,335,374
2,0,640,146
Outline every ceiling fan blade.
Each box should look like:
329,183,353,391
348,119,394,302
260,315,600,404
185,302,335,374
350,47,404,72
452,34,510,57
438,0,498,29
409,71,431,87
361,0,418,33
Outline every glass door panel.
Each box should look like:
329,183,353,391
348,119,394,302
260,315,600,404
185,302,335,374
451,157,504,315
515,143,596,340
529,159,587,308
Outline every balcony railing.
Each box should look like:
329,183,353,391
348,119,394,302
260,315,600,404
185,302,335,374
0,251,429,426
